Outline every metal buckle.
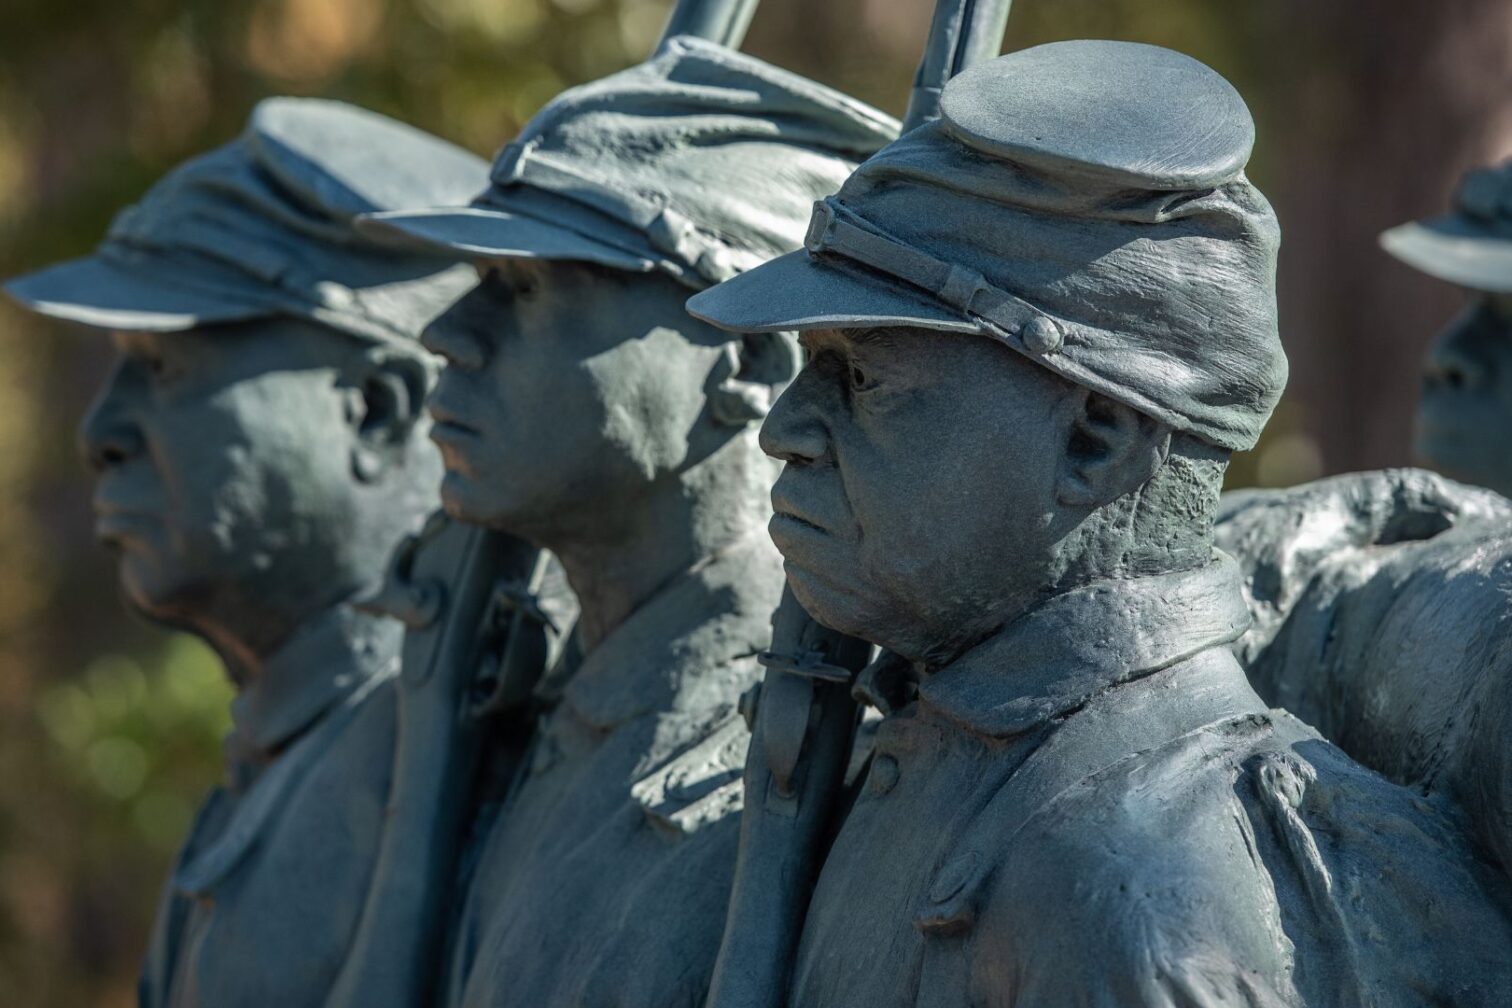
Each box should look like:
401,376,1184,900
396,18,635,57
757,647,853,684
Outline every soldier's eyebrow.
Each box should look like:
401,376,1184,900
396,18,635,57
850,326,904,348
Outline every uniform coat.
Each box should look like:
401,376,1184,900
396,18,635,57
139,608,400,1008
792,557,1512,1007
447,532,783,1008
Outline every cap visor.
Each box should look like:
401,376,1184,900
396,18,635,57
3,255,272,332
358,207,655,273
1380,217,1512,293
686,249,979,334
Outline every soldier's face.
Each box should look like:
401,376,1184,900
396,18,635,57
421,258,732,540
1416,292,1512,497
761,326,1068,662
79,321,368,639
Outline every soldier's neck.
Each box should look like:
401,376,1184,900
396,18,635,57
547,443,772,654
194,595,364,690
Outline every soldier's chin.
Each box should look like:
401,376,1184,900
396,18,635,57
439,470,515,531
783,560,877,646
115,554,202,628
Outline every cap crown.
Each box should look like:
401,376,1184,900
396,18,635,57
475,35,900,288
11,98,488,343
812,41,1284,451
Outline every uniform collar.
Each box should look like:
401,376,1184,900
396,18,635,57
558,529,785,731
917,553,1251,739
228,604,401,760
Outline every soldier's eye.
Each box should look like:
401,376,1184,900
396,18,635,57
143,354,171,380
848,360,876,393
510,268,541,299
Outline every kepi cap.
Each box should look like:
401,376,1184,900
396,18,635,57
1381,161,1512,294
4,98,489,345
689,40,1286,452
360,35,899,290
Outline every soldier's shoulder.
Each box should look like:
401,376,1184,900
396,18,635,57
1000,714,1293,918
933,715,1290,1002
982,710,1512,1005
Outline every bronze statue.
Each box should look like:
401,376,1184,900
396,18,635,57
691,40,1512,1006
358,34,897,1008
3,98,486,1008
1383,161,1512,497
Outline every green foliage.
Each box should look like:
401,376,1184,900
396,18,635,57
38,636,229,856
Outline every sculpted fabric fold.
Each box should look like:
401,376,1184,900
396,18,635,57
691,40,1287,451
5,98,487,344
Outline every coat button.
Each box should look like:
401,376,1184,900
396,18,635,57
1021,315,1063,355
868,754,900,795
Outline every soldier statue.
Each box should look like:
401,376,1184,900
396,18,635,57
3,99,486,1008
358,35,897,1008
1382,160,1512,497
690,40,1512,1006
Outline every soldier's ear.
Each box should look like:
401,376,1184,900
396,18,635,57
1056,388,1171,508
347,350,433,482
709,333,801,427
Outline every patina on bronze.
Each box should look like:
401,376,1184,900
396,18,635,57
329,7,763,1003
706,5,1013,1006
358,33,898,1008
3,98,486,1008
692,39,1512,1006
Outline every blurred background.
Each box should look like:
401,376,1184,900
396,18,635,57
0,0,1509,1003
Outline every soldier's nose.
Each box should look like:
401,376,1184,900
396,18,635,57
421,311,488,371
78,398,145,473
760,373,830,465
78,361,148,472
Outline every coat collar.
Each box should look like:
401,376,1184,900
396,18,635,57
556,529,785,732
917,553,1251,739
227,604,401,762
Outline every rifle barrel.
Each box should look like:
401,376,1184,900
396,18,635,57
658,0,761,49
904,0,1015,131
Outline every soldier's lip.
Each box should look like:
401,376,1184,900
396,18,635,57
426,391,481,431
771,509,827,535
427,399,481,442
769,512,833,558
430,419,480,445
92,506,155,543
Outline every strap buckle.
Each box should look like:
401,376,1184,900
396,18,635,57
757,647,853,684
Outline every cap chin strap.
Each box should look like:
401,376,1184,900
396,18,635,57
492,140,743,287
802,197,1065,356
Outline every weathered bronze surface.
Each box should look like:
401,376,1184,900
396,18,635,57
4,98,487,1008
693,39,1512,1006
360,34,897,1008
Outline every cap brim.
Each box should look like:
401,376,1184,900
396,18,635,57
358,206,655,273
3,255,273,332
686,248,980,334
1380,216,1512,293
